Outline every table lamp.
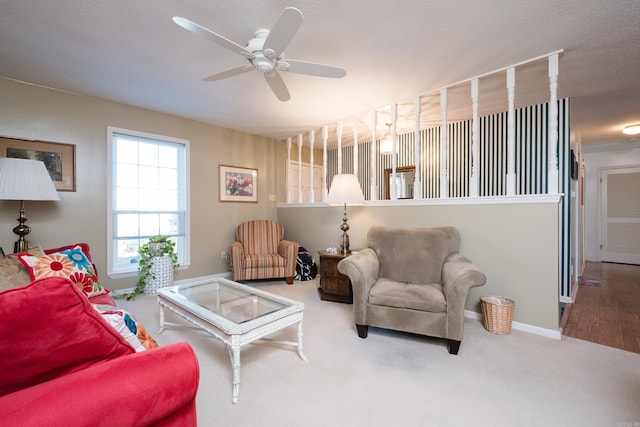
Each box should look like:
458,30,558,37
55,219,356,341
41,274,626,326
0,157,60,252
326,174,365,254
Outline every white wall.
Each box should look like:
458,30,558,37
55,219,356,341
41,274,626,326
583,142,640,261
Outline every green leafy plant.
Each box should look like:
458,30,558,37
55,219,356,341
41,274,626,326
124,235,179,300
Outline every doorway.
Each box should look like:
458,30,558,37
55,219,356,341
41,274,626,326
599,166,640,265
287,161,322,203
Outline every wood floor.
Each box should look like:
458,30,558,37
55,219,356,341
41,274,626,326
562,261,640,354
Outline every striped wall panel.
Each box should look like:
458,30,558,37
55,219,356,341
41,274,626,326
558,98,571,299
327,100,569,201
421,127,441,199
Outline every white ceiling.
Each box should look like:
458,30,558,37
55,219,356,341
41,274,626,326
1,1,639,149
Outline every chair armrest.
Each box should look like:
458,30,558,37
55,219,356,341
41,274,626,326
229,241,245,277
338,249,379,323
277,239,298,258
278,240,299,277
0,342,199,427
229,241,244,256
442,253,487,339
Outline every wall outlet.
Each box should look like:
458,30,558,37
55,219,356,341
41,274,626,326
220,251,226,259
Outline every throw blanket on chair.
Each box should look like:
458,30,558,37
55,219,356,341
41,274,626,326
295,246,317,281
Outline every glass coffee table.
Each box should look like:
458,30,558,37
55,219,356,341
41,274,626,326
157,277,308,404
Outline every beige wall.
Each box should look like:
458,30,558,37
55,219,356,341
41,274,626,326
0,79,280,290
0,78,560,332
277,201,560,331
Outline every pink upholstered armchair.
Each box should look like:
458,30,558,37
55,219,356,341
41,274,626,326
229,220,299,284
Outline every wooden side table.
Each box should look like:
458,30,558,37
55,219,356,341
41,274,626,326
317,250,353,304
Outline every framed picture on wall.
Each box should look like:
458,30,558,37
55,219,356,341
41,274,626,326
570,149,579,180
219,165,258,203
0,137,76,192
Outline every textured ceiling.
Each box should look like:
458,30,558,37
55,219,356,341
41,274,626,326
1,1,639,148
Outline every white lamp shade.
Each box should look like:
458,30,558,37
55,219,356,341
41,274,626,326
326,174,365,206
0,157,60,201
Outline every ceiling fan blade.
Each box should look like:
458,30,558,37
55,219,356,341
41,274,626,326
264,71,291,101
172,16,255,59
203,65,254,82
263,7,303,57
284,59,347,78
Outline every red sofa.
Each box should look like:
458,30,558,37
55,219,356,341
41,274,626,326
0,275,200,426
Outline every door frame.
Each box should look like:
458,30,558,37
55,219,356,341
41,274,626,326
598,164,640,263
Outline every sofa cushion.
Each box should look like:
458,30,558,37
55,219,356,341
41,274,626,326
369,278,447,312
18,245,106,298
0,246,45,292
0,277,135,397
244,253,286,268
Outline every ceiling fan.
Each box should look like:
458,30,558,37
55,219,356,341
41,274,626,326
172,7,347,102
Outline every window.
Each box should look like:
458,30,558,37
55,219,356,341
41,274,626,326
107,127,189,277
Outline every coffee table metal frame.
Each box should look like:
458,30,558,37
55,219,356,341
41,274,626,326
157,277,308,404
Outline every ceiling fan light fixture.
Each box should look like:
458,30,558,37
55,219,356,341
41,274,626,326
380,123,394,155
253,54,276,72
622,123,640,135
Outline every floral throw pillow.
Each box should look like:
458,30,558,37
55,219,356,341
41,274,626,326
93,304,158,352
18,246,106,298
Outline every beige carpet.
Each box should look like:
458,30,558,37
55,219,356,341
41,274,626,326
118,278,640,427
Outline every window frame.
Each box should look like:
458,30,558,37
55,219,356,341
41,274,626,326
106,126,190,278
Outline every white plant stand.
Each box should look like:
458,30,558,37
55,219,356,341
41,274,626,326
144,255,174,294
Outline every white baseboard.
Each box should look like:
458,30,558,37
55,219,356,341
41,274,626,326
112,278,561,340
109,272,233,297
465,310,561,340
172,272,232,285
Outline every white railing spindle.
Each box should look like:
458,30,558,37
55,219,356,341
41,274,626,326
297,134,303,203
548,54,559,194
506,67,516,195
440,88,448,198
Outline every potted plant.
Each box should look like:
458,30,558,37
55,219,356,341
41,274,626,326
125,235,179,300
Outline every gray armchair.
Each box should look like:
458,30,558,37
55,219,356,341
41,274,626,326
337,226,486,354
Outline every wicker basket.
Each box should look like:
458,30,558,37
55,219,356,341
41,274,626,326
480,296,515,335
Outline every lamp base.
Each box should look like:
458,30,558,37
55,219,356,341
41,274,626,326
339,204,351,254
14,239,29,254
12,200,31,253
339,231,351,255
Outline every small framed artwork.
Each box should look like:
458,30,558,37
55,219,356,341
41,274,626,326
219,165,257,203
0,136,76,192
